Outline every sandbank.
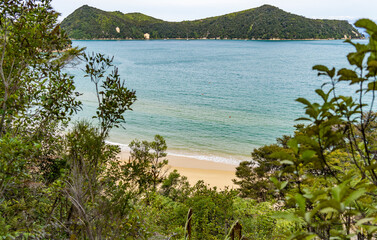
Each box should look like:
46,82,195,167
118,150,237,189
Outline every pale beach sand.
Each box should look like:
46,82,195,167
118,150,237,189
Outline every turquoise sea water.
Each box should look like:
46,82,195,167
68,39,365,165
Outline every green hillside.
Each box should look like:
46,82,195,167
61,4,362,40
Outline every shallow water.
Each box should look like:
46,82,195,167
67,39,366,165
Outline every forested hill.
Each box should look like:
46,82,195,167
61,4,362,40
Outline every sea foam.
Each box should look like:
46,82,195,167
105,140,242,166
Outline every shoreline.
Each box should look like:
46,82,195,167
118,149,237,189
71,37,365,41
107,140,248,166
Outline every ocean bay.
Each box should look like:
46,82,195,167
69,39,361,165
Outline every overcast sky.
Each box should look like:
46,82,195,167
52,0,377,22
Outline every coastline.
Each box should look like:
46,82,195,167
118,149,237,189
71,37,364,41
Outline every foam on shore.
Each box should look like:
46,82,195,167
106,140,237,188
105,140,244,166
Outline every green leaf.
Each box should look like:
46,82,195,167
344,188,366,206
315,89,328,101
270,151,294,161
320,199,342,213
355,19,377,33
356,217,375,226
365,163,377,170
331,185,342,202
280,181,288,190
367,60,377,77
368,60,377,68
295,194,306,212
295,117,312,121
337,68,359,82
367,81,377,91
304,211,312,223
296,98,312,107
363,225,377,234
313,65,329,72
270,176,279,186
301,150,316,161
328,68,336,78
280,160,294,165
272,212,302,222
319,207,339,214
287,139,298,154
347,52,365,69
312,65,335,78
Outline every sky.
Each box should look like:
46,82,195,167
52,0,377,22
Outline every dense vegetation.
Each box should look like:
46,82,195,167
3,0,377,239
61,4,362,40
234,19,377,238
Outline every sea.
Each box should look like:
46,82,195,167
67,39,367,165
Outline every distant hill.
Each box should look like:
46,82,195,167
61,5,362,40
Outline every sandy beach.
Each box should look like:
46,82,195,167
118,150,237,189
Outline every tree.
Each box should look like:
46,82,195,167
127,135,169,192
0,0,83,187
273,19,377,239
161,169,191,201
0,0,84,237
0,0,82,138
234,133,308,201
234,142,289,201
83,52,136,137
0,1,142,238
59,52,138,239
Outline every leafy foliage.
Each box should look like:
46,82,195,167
234,136,294,201
0,0,83,138
83,53,136,137
267,19,377,239
4,1,377,239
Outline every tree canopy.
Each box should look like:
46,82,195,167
3,0,377,239
61,4,362,40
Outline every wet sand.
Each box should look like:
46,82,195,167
118,150,237,189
